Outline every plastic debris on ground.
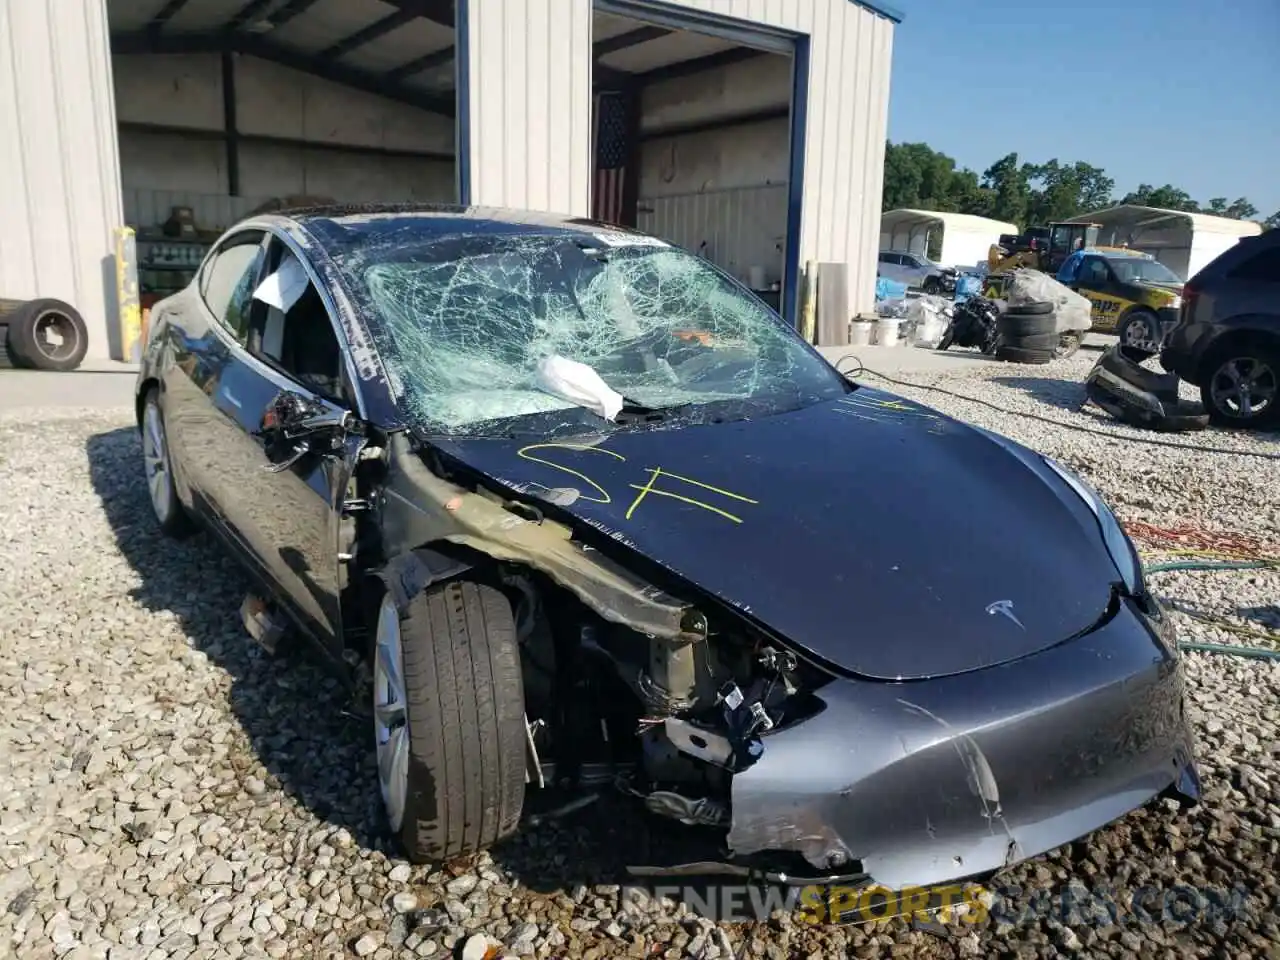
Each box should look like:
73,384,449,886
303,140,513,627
1002,268,1092,333
905,295,953,348
1084,344,1210,432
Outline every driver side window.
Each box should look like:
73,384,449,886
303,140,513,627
200,232,266,341
245,239,348,405
1080,258,1110,286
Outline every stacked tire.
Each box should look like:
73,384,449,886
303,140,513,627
995,301,1057,364
0,298,90,372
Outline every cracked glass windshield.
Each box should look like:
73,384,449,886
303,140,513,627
338,229,847,437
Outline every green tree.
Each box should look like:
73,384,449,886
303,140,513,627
1119,184,1198,212
1265,210,1280,231
1024,160,1115,223
981,153,1029,226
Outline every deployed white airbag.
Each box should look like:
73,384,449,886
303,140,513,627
535,355,624,422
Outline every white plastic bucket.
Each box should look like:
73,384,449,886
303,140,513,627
848,321,873,346
874,319,901,347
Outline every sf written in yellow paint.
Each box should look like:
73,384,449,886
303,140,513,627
625,467,759,524
515,443,758,524
517,443,626,504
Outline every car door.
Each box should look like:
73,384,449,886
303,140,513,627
1073,256,1126,331
161,229,269,533
212,234,364,654
878,253,906,284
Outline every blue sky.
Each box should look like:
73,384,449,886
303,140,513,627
884,0,1280,218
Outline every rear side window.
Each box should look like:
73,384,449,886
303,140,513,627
1227,245,1280,283
201,233,266,340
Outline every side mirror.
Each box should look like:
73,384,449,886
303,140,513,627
258,390,355,473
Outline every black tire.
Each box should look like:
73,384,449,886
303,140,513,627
997,313,1057,338
5,298,89,371
141,388,196,538
997,345,1054,365
1198,343,1280,429
1002,332,1059,351
1118,309,1162,356
922,277,941,295
1006,300,1055,316
0,324,17,369
398,581,526,862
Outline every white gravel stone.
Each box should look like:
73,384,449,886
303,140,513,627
2,384,1277,960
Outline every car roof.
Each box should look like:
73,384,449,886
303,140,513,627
267,202,643,244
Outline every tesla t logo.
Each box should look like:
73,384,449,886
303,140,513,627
985,600,1024,629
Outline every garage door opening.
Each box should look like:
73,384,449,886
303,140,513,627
108,0,460,312
590,1,804,322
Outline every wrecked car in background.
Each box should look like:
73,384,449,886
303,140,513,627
135,204,1200,890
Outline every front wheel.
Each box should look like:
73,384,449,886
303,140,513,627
1200,347,1279,429
1119,309,1162,356
374,581,527,862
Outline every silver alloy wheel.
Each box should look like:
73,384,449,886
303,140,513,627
373,594,409,832
1120,314,1160,353
1209,356,1277,420
142,398,173,524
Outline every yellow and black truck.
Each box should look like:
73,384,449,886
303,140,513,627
1056,248,1184,351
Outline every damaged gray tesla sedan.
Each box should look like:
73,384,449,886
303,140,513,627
135,204,1199,889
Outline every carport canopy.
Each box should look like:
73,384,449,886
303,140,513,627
1066,205,1262,281
880,209,1019,270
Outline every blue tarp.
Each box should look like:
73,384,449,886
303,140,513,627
875,276,909,301
954,274,982,302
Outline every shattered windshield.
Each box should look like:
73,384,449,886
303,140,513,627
340,231,846,437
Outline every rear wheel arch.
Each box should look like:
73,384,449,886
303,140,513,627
1194,326,1280,383
136,377,160,429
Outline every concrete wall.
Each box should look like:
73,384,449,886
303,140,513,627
113,53,456,217
0,0,123,362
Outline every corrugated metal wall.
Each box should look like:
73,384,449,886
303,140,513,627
463,0,894,316
638,185,788,284
0,0,123,361
461,0,594,215
666,0,894,316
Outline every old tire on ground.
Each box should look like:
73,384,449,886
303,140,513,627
1198,342,1280,429
997,344,1054,365
0,325,18,369
997,313,1057,338
5,298,89,372
922,276,941,295
1002,332,1059,352
1118,309,1162,356
141,388,196,538
382,581,526,863
1005,300,1055,316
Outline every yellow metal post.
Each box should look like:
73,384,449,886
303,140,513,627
115,227,142,363
799,261,817,343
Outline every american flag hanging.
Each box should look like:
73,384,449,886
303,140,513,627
592,90,629,225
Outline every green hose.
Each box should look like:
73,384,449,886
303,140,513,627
1176,641,1280,662
1138,558,1279,659
1144,559,1277,574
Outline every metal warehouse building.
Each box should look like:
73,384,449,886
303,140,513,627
0,0,898,363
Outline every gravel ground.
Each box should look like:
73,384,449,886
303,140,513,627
2,352,1278,960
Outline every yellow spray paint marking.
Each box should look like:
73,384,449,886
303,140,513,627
516,443,626,504
514,443,758,525
625,467,759,524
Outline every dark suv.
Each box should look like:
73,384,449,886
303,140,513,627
1160,231,1280,428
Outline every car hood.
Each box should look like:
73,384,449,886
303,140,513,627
1132,280,1182,301
426,390,1120,680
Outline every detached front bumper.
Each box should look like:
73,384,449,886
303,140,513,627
1084,344,1209,431
727,598,1199,890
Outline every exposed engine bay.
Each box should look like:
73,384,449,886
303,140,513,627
502,565,829,837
